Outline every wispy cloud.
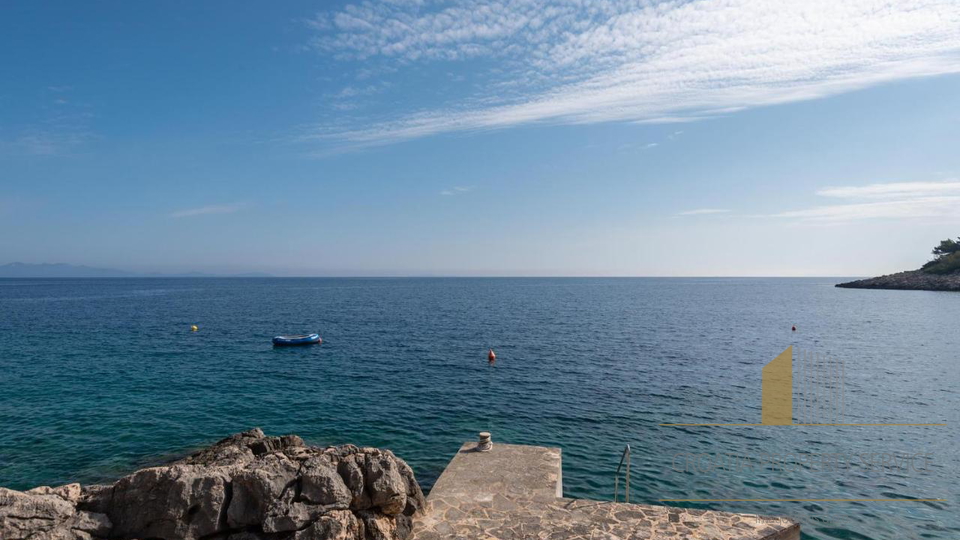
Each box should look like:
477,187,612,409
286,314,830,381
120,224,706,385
678,208,730,216
305,0,960,148
816,180,960,199
170,203,246,218
440,186,473,196
5,128,93,156
773,180,960,222
1,87,95,157
334,84,387,99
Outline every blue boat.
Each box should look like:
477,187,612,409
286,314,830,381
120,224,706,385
272,333,322,346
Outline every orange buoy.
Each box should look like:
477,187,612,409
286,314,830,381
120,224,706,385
488,349,496,362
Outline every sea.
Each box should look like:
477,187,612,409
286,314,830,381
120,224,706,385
0,277,957,540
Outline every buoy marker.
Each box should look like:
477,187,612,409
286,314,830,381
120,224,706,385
487,349,496,362
191,325,199,332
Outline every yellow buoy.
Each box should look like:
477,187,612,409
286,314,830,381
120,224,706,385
191,325,198,332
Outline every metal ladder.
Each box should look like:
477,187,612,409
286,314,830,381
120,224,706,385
613,444,631,503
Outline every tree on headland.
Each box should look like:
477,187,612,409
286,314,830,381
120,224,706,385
922,236,960,274
931,238,960,256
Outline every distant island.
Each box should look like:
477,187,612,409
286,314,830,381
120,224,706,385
0,262,273,278
837,237,960,292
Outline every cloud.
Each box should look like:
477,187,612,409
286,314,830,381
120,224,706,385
4,129,91,156
772,180,960,222
772,197,960,221
678,208,730,216
305,0,960,147
440,186,473,196
816,180,960,199
334,84,387,99
1,87,95,157
170,203,246,218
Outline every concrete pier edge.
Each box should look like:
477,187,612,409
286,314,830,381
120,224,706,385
410,438,799,540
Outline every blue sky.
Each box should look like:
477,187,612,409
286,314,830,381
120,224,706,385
2,0,959,276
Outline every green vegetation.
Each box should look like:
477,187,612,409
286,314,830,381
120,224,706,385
921,237,960,275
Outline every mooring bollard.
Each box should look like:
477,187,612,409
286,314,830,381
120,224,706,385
477,431,492,452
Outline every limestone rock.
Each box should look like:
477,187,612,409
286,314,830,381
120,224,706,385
302,457,353,507
178,428,264,467
99,464,233,540
262,501,326,533
227,453,299,528
27,483,81,503
3,429,421,540
836,269,960,291
396,459,426,517
0,486,111,540
358,509,414,540
338,453,371,510
295,510,364,540
364,453,407,516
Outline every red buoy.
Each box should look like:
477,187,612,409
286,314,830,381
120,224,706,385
488,349,496,362
791,325,796,332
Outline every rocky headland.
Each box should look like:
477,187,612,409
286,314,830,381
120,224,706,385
0,428,425,540
836,236,960,292
836,269,960,291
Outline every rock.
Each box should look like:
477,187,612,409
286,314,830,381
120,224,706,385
227,453,299,528
98,464,233,540
836,269,960,291
3,429,421,540
364,453,407,516
225,533,268,540
302,457,352,507
262,501,325,533
338,454,371,510
179,428,264,467
76,484,111,514
358,510,413,540
396,460,426,517
0,487,111,540
27,483,81,503
249,435,304,457
226,534,268,540
295,510,364,540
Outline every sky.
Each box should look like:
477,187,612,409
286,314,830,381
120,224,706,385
2,0,960,276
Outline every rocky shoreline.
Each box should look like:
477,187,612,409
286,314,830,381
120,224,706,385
0,429,425,540
836,270,960,291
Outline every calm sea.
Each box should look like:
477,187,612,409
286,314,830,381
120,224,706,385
0,278,957,540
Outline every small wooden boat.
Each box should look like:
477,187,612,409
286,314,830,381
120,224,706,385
272,333,322,346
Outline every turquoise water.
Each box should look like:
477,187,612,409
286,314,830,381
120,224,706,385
0,277,957,539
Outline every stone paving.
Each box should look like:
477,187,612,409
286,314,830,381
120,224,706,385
410,441,799,540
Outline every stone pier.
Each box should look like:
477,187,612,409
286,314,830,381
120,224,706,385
410,438,799,540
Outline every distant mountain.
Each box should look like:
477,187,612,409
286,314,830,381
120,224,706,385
0,263,273,278
0,262,134,278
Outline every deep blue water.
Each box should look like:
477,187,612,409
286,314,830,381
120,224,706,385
0,278,957,540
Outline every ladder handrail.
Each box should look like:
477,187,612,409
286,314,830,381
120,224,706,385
613,444,631,503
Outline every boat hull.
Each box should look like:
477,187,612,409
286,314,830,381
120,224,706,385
272,333,321,346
